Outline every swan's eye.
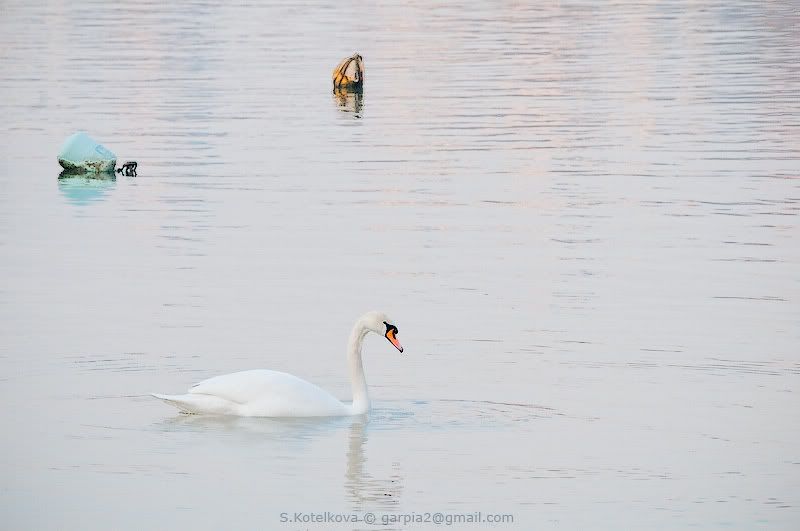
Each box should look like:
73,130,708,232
383,321,398,335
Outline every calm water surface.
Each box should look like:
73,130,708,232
1,1,798,529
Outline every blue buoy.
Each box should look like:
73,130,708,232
57,132,117,174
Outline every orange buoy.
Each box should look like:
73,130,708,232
332,53,364,91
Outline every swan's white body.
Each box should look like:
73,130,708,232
151,311,402,417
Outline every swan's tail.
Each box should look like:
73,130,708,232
150,393,236,415
151,393,198,414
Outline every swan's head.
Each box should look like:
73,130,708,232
361,311,403,353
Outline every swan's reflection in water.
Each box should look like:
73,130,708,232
345,418,403,511
333,88,363,118
157,413,354,444
156,413,405,514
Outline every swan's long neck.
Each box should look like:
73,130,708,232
347,320,370,415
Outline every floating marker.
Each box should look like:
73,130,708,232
57,132,117,174
332,52,364,91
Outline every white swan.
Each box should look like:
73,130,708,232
151,311,403,417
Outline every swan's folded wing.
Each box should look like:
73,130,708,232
188,369,296,404
188,369,341,409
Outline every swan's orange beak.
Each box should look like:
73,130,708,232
386,329,403,353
